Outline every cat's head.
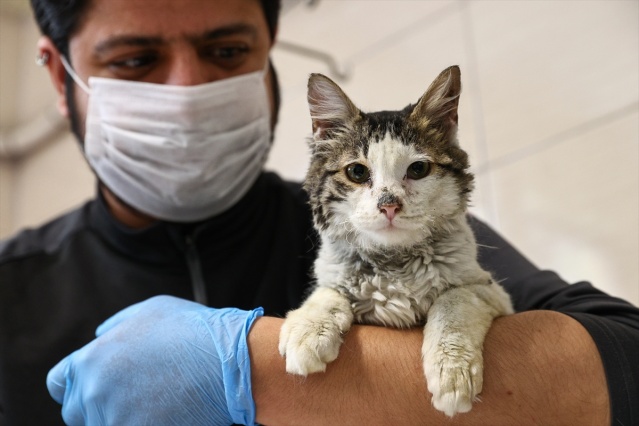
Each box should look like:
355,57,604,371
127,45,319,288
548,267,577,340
304,66,473,250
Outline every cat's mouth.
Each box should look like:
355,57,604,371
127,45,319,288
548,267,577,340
383,218,398,229
373,217,407,233
360,220,422,248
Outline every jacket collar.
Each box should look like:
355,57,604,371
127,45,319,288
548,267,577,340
89,172,274,264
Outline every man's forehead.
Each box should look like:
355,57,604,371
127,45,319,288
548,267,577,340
75,0,267,48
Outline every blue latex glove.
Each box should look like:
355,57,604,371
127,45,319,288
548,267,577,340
47,295,263,426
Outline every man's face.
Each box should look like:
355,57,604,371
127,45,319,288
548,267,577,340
65,0,274,138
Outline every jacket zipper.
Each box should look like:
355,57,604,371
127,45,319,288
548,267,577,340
184,234,208,305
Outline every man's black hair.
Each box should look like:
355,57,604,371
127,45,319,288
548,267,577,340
30,0,281,56
29,0,282,136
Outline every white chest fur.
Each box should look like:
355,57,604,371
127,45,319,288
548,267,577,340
313,215,490,328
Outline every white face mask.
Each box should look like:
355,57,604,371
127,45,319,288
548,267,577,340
61,56,272,222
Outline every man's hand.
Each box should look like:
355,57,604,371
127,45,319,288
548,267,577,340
47,296,262,426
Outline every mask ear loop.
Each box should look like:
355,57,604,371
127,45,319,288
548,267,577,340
59,55,92,94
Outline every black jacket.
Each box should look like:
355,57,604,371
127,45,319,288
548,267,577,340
1,172,638,425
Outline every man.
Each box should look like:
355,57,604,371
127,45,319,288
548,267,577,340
0,0,637,424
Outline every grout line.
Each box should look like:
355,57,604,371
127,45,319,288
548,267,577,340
474,100,639,176
459,0,500,227
345,2,462,65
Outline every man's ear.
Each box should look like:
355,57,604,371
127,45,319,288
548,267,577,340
37,36,69,118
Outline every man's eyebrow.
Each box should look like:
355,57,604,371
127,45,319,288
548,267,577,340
94,35,163,55
93,24,258,55
196,23,258,42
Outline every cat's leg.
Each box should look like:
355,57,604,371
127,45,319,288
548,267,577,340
422,281,513,417
279,287,354,376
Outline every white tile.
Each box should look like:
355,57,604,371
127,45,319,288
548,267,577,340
0,14,21,127
490,111,639,306
277,1,457,71
265,48,314,182
469,0,639,164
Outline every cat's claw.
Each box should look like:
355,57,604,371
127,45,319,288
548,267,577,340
424,350,483,417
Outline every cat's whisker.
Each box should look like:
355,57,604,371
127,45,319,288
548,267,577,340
344,228,357,247
476,243,497,250
333,219,358,247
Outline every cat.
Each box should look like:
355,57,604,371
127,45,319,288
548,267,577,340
278,66,514,417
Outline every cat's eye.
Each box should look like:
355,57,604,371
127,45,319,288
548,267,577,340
345,163,370,184
406,161,430,180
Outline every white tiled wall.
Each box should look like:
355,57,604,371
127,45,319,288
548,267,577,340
1,0,637,305
268,0,639,305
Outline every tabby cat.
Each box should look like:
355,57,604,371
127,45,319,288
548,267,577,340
278,66,514,417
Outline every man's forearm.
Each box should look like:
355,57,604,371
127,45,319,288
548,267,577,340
248,311,609,425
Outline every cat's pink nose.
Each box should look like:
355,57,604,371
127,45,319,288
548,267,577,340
379,204,401,221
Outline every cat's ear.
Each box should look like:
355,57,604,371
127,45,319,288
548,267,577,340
410,66,461,134
307,73,359,140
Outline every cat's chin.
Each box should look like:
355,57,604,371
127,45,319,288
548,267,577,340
359,225,423,249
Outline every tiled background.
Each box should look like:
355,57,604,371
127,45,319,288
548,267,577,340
1,0,637,305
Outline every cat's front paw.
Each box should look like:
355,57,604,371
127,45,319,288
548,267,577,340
278,289,353,376
423,346,483,417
